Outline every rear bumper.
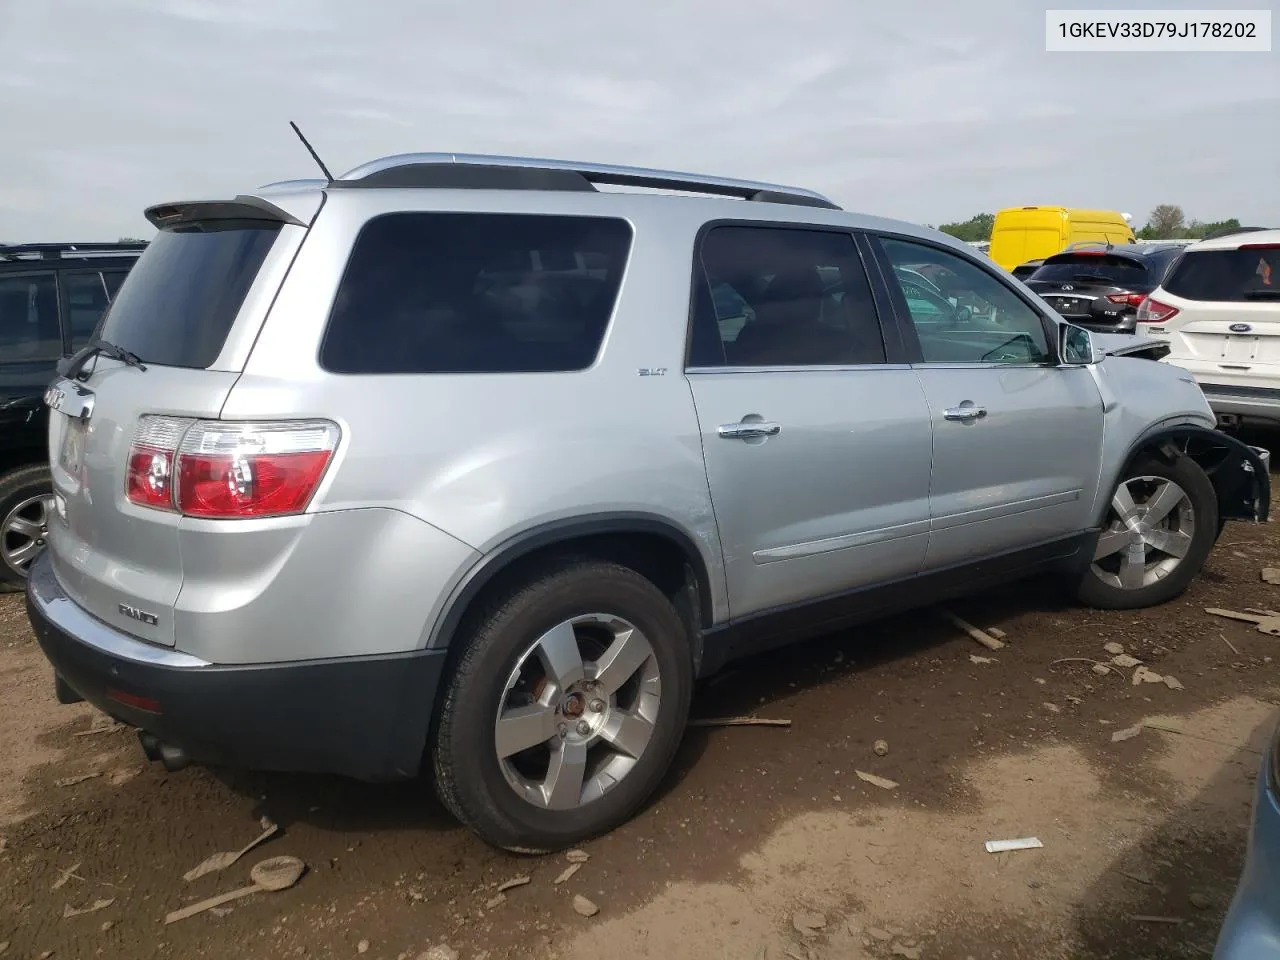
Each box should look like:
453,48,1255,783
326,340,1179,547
1199,383,1280,425
24,552,444,781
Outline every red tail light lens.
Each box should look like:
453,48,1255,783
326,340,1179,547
125,416,195,511
125,417,339,518
1106,292,1148,308
1136,297,1179,324
175,421,339,519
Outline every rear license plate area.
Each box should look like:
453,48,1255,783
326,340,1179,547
58,414,88,477
1222,335,1258,362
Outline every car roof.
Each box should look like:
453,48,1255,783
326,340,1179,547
160,153,983,262
1186,228,1280,252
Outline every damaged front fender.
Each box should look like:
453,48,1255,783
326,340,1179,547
1125,426,1271,524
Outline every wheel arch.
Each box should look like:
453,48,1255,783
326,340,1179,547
425,513,719,664
1103,425,1270,527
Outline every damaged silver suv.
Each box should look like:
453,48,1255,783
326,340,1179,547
26,153,1270,851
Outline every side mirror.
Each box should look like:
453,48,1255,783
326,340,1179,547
1059,323,1101,365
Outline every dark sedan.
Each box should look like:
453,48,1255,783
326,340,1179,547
1024,243,1185,333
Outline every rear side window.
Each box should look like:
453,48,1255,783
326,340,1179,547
687,225,885,368
1030,254,1149,285
100,221,281,368
0,272,60,361
1163,248,1280,302
321,213,632,374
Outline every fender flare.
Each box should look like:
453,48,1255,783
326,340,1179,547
1105,425,1270,526
424,512,719,652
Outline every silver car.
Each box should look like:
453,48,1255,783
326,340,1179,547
25,154,1270,851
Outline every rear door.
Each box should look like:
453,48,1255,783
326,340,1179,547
685,223,933,619
46,213,297,646
869,233,1105,569
1157,244,1280,378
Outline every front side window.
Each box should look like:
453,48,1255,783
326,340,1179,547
688,225,885,368
321,213,632,374
0,273,60,361
880,238,1051,365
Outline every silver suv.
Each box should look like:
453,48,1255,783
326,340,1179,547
25,154,1270,851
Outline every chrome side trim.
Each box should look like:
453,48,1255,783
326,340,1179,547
753,519,930,564
686,363,915,375
931,489,1083,532
27,555,209,669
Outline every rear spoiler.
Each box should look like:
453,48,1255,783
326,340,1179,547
144,196,306,229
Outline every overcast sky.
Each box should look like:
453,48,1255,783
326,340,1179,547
2,0,1277,239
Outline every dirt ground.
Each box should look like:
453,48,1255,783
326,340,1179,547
3,474,1279,960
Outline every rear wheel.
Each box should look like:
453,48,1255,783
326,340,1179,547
1077,456,1217,610
432,558,693,852
0,464,54,591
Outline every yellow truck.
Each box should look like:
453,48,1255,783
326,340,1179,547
989,206,1135,273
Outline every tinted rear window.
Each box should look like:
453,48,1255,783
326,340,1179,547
1029,254,1149,285
1163,248,1280,302
99,221,280,368
321,213,632,374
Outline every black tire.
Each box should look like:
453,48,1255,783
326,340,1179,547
432,558,693,852
0,464,53,591
1077,455,1218,610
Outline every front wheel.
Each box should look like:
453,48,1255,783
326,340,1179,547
1077,455,1218,610
432,558,693,852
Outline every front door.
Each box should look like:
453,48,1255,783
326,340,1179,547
685,223,934,619
872,234,1105,569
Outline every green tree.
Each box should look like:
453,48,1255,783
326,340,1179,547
1144,204,1186,239
937,213,995,243
1181,218,1240,240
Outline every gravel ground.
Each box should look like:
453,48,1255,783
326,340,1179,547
2,449,1278,960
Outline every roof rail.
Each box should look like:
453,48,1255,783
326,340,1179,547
0,241,148,261
330,153,841,210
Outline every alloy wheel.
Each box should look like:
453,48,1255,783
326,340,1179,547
493,613,661,810
1091,475,1194,590
1,494,53,579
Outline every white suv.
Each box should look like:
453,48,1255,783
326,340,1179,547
1138,229,1280,428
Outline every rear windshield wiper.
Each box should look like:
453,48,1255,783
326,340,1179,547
57,338,148,380
1244,290,1280,299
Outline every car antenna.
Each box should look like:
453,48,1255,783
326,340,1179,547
289,121,334,184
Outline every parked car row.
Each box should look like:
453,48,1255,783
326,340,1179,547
0,242,145,588
19,152,1271,855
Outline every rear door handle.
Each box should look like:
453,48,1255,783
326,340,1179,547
718,420,782,440
943,404,987,422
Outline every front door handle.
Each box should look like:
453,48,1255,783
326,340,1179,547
943,403,987,422
718,420,782,440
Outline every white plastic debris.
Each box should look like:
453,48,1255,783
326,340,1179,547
984,837,1043,854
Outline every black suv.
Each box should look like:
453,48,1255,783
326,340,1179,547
1,242,144,588
1022,243,1185,333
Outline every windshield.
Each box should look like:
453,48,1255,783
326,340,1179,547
99,220,281,368
1163,248,1280,302
1029,254,1148,285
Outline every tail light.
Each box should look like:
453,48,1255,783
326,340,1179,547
126,417,339,518
1136,297,1179,324
125,416,194,510
1107,292,1148,308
